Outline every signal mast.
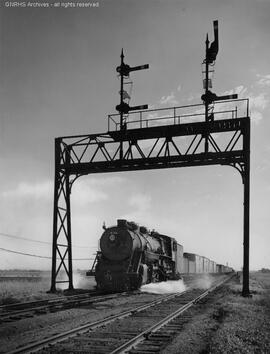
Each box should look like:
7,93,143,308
201,20,238,152
115,50,149,159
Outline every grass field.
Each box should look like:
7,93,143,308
208,271,270,353
0,278,51,304
250,270,270,288
0,270,96,305
161,271,270,353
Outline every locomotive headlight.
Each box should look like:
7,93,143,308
109,234,116,242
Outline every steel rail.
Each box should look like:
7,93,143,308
0,292,122,323
7,291,189,354
110,275,233,354
0,291,99,312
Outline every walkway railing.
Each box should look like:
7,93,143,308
108,98,249,132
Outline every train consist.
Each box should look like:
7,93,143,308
88,219,233,291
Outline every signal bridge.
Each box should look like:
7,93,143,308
58,99,249,176
51,20,251,297
51,99,250,296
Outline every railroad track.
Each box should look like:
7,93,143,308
0,274,215,324
0,291,125,324
8,274,233,354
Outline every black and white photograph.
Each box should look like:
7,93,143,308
0,0,270,352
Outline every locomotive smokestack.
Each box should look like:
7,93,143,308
117,219,127,227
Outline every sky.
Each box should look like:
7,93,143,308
0,0,269,272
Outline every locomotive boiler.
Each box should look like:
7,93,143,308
92,219,183,291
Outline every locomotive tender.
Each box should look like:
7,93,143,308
90,219,233,291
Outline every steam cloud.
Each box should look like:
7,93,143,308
140,279,186,294
55,272,96,290
190,274,214,290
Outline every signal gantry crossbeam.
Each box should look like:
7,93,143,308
50,99,250,296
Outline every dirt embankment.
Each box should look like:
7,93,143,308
162,272,270,353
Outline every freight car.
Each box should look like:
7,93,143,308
184,253,217,273
216,264,234,273
88,219,233,291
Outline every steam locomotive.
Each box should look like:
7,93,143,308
88,219,233,291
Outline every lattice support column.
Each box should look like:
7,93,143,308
50,139,73,292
